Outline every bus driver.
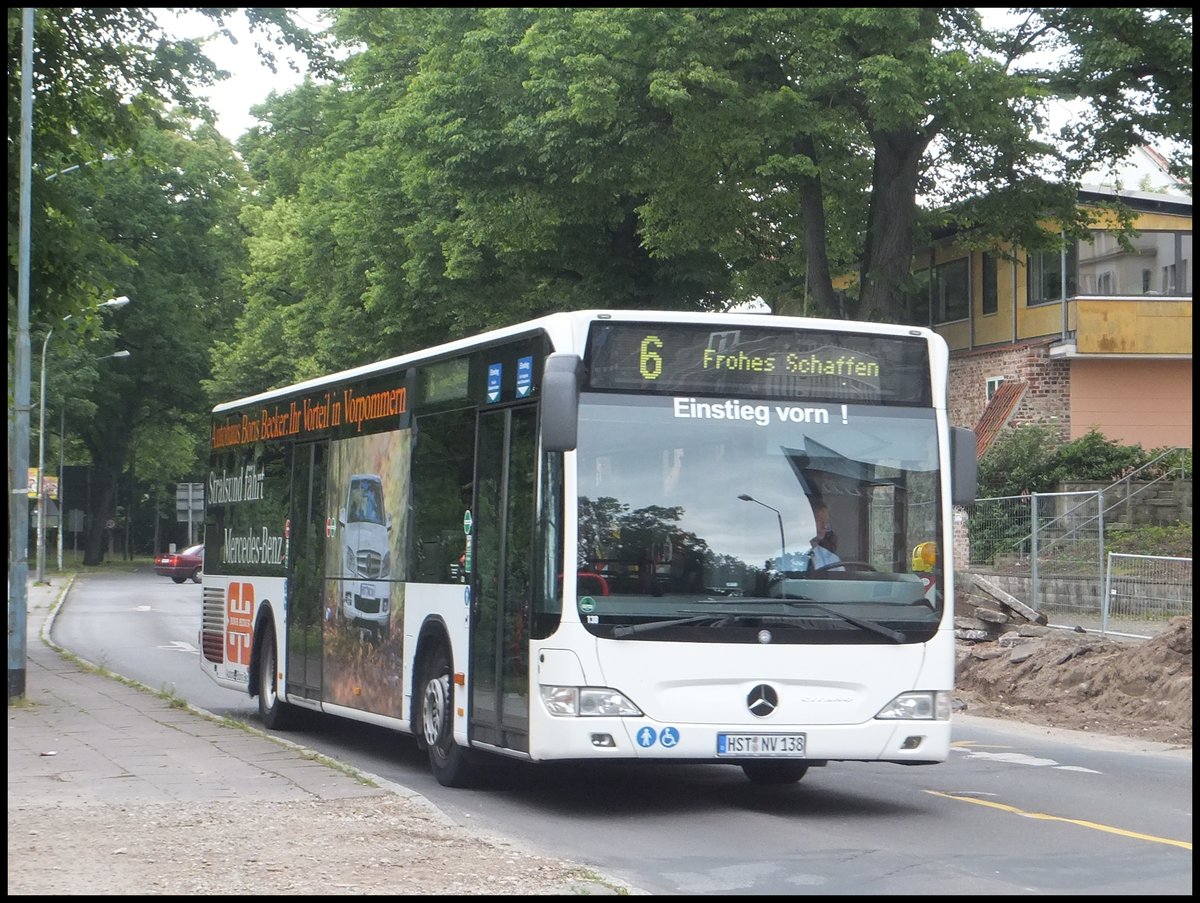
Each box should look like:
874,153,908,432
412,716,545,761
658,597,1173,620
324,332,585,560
806,500,842,571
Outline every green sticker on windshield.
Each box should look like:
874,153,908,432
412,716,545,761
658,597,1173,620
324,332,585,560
578,596,596,614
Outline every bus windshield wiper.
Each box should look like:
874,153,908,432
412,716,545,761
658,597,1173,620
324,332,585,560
782,602,906,643
612,607,812,637
612,615,730,637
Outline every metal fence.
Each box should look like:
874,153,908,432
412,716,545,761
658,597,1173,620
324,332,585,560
967,491,1109,567
1103,553,1193,637
959,490,1190,638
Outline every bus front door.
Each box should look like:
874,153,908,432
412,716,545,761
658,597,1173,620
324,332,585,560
470,405,537,753
287,440,327,702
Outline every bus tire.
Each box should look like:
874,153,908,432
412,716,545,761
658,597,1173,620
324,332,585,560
741,761,809,785
420,644,479,788
258,628,298,730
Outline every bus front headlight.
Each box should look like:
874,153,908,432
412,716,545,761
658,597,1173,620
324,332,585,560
540,686,643,717
875,691,951,721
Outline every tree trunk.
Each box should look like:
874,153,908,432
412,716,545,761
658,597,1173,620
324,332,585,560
152,485,161,557
856,128,930,323
793,134,841,317
82,466,117,566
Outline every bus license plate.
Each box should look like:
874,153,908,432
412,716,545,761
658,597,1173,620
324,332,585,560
717,733,806,757
359,583,375,598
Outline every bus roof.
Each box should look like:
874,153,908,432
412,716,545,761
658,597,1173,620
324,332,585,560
212,309,941,413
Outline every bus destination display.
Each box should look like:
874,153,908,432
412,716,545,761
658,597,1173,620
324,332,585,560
586,322,932,404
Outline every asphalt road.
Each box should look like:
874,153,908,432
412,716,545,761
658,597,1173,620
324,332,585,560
51,570,1193,895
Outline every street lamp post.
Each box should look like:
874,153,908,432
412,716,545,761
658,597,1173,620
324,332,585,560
35,296,130,583
58,405,64,572
738,494,787,565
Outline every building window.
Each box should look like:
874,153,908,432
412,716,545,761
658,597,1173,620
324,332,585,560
933,257,969,323
982,252,999,315
1076,229,1192,298
985,376,1005,401
1027,246,1078,305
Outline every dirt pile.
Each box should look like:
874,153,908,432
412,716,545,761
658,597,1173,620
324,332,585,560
954,615,1192,746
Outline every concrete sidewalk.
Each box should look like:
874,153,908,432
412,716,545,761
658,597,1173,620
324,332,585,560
8,576,624,894
8,575,414,810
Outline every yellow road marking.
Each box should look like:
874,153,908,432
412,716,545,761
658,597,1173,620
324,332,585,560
928,791,1192,850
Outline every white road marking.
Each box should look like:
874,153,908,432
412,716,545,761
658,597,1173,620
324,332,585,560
158,641,199,654
952,747,1101,773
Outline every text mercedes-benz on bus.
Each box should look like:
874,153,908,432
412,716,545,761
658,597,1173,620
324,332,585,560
200,309,976,787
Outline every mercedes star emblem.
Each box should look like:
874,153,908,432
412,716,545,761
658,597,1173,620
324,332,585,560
747,684,778,717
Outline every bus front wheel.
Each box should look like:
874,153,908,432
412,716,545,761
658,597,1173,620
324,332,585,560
741,761,809,785
420,645,479,788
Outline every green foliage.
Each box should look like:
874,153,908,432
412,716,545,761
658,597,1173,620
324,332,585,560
42,115,251,562
978,426,1184,499
210,7,1193,398
1145,446,1193,480
977,424,1064,498
1049,429,1147,484
973,426,1192,566
965,498,1032,567
7,8,328,327
11,9,1191,561
1105,522,1193,558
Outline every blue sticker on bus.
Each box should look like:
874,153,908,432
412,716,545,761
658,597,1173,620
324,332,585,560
636,726,657,748
516,355,533,397
659,727,680,748
487,363,502,403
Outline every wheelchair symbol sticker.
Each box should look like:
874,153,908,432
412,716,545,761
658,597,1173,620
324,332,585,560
636,726,680,748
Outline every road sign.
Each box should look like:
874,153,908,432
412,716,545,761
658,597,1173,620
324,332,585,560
176,482,205,522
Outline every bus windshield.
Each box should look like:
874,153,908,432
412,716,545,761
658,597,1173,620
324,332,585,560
575,393,943,643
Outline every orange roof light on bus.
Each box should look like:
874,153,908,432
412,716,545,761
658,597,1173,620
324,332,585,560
911,541,937,572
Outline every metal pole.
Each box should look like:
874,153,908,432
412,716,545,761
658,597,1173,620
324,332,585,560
35,327,52,583
738,494,786,563
10,7,34,701
58,406,64,570
1030,493,1039,611
1102,551,1113,638
125,433,134,560
1097,490,1106,636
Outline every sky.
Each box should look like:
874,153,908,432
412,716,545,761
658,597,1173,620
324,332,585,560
163,9,320,140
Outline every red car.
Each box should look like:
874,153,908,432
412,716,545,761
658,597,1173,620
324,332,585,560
154,543,204,584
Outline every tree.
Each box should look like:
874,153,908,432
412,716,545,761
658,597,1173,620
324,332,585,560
8,8,332,562
42,116,251,564
1034,7,1192,190
6,9,319,322
216,8,1190,392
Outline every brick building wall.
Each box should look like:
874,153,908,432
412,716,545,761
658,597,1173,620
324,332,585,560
948,338,1071,439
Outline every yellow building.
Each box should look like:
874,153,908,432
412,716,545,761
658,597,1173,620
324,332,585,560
912,187,1192,452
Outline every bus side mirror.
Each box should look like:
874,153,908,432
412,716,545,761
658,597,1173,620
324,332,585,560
542,353,583,452
950,426,977,506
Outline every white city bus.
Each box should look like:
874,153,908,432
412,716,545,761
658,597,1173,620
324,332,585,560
200,310,976,787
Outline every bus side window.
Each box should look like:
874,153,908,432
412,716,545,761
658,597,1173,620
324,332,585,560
411,409,476,584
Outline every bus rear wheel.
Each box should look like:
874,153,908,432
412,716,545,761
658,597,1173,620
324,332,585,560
258,629,297,730
741,761,809,785
420,645,479,788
